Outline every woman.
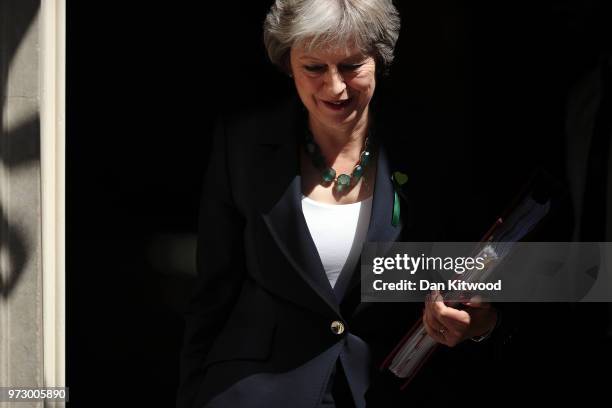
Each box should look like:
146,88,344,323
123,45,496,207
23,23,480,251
177,1,503,407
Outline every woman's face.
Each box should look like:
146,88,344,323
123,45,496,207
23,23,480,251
289,44,376,130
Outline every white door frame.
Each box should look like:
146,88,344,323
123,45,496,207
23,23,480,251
40,0,65,397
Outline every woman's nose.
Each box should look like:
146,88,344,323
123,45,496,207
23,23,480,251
324,67,346,95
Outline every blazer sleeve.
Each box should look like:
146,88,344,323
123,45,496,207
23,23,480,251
176,118,247,408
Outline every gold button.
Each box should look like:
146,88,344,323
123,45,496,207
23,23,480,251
330,320,345,335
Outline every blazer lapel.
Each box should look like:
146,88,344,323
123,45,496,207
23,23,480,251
256,100,340,317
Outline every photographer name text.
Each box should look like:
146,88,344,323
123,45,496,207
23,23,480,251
372,279,502,291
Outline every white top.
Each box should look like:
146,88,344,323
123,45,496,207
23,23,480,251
301,195,373,288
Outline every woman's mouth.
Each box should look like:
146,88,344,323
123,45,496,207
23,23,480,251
321,98,352,111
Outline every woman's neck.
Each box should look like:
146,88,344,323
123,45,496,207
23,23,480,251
308,108,369,163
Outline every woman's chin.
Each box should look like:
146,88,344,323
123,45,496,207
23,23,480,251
316,106,361,127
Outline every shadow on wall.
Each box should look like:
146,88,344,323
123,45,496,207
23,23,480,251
0,0,40,298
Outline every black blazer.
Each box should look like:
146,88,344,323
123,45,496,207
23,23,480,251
176,97,511,408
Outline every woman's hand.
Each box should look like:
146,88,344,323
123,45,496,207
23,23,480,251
422,291,498,347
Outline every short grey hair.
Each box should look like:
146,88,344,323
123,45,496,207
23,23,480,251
263,0,400,75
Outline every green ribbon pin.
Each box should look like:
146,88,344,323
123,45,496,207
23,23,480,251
391,171,408,227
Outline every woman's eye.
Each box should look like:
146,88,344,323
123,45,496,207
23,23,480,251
340,63,363,71
304,65,325,72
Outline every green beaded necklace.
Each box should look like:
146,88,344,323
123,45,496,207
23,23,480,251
303,129,373,192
